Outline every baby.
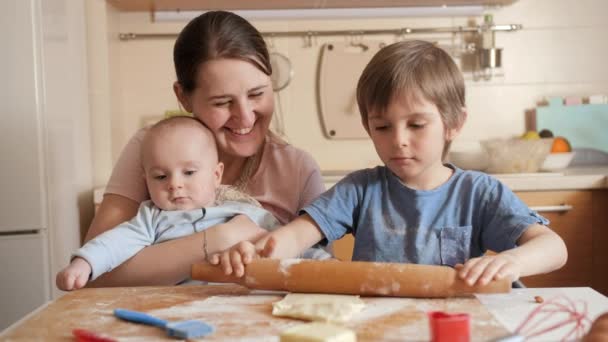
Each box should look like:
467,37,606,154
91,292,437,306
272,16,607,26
212,40,568,287
56,116,280,290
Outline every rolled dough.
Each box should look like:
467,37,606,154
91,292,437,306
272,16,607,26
280,322,356,342
272,293,365,323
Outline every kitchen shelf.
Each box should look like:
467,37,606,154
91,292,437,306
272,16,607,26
107,0,518,12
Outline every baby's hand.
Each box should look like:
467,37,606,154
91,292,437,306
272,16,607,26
55,257,92,291
455,252,522,286
209,237,277,278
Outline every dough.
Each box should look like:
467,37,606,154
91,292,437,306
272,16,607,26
280,322,356,342
272,293,365,323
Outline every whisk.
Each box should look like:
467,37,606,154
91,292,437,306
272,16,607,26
513,295,592,341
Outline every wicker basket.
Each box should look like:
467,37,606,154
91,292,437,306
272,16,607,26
482,138,554,174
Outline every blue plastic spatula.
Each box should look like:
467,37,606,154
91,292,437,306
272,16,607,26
113,308,214,339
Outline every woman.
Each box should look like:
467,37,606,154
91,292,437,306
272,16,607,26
87,11,325,286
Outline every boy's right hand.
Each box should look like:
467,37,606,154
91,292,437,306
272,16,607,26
56,257,92,291
209,237,277,278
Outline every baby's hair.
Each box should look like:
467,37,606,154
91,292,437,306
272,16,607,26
149,115,207,132
142,116,217,164
356,40,466,155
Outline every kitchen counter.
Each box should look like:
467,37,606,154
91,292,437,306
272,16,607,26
322,166,608,191
91,167,608,208
494,166,608,191
2,285,607,341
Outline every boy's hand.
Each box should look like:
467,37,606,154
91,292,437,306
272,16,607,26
55,257,92,291
209,237,277,278
455,252,522,286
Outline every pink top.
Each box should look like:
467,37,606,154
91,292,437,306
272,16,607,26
105,128,325,224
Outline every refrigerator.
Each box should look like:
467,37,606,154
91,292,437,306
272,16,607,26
0,0,92,330
0,0,51,330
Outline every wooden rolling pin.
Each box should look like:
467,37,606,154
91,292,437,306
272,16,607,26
191,259,510,298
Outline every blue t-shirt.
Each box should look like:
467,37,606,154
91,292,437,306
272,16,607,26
303,165,549,266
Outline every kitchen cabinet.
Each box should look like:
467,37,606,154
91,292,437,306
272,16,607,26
107,0,517,11
517,191,594,288
592,190,608,296
332,189,608,295
0,234,50,329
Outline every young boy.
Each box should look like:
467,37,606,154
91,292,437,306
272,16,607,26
56,116,330,291
211,40,568,287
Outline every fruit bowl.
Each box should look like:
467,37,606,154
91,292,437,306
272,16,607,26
540,152,575,171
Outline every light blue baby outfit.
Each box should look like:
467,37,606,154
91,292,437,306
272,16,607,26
76,200,328,281
303,165,549,266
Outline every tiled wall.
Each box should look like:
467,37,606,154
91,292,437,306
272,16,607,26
88,0,608,185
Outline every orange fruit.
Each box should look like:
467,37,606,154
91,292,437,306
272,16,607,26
551,137,571,153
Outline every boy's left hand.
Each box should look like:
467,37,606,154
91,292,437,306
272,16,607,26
455,252,522,286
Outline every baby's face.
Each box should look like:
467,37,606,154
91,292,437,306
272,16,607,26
143,127,222,211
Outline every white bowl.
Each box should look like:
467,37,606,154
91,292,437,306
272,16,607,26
540,152,575,171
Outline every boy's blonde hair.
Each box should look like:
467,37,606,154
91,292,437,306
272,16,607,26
356,40,466,156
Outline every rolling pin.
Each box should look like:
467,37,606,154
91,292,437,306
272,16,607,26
191,259,510,298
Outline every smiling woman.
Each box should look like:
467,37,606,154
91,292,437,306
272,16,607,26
84,11,326,287
175,58,274,173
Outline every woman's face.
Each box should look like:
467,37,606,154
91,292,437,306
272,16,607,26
176,58,274,159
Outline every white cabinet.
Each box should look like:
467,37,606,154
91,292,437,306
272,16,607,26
0,234,50,329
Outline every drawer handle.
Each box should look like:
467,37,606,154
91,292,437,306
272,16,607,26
530,204,574,213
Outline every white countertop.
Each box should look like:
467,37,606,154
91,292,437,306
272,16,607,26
494,167,608,191
476,287,608,341
322,166,608,191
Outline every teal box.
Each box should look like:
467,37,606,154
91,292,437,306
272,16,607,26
536,101,608,153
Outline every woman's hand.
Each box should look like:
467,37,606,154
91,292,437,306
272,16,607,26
209,236,277,278
455,252,522,286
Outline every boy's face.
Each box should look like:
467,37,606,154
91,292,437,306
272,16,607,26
143,127,223,211
365,93,460,189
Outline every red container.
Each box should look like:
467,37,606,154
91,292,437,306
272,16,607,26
428,311,470,342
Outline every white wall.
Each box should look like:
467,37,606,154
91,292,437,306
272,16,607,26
89,0,608,183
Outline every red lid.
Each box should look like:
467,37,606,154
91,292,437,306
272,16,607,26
72,329,117,342
428,311,470,342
